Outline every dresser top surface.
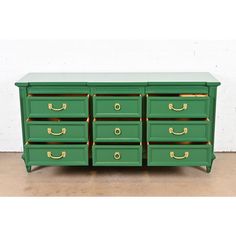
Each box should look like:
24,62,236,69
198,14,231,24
16,72,220,86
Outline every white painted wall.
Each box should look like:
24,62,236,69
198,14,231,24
0,40,235,152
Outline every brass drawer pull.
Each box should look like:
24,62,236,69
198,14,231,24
47,151,66,160
114,128,121,135
168,103,188,111
170,151,189,160
114,103,121,111
114,152,121,160
47,128,66,136
48,103,67,111
169,127,188,135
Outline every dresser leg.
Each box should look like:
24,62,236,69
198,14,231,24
206,165,212,173
206,160,214,173
26,165,31,173
206,154,216,173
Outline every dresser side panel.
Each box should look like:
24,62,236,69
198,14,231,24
208,86,218,146
19,87,28,145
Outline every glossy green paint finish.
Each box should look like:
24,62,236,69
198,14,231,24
25,144,88,166
147,97,210,118
146,86,208,94
148,144,212,166
26,121,88,142
15,72,220,86
93,96,142,118
28,86,89,94
92,145,142,166
147,120,210,142
18,87,29,164
27,96,88,118
208,86,218,159
93,121,142,142
91,86,145,95
15,73,220,172
19,87,28,144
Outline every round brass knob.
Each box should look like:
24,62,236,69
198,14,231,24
114,128,121,136
114,103,121,111
114,152,121,160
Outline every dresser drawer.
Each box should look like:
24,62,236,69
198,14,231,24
147,97,209,118
148,144,212,166
147,120,210,142
27,96,88,118
26,121,88,142
93,96,142,118
25,144,88,166
93,121,142,142
92,145,142,166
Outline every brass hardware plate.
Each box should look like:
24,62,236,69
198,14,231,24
114,103,121,111
114,128,121,136
114,152,121,160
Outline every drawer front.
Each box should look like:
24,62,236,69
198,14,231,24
26,121,88,142
148,144,212,166
27,96,88,118
93,96,142,118
147,120,210,142
25,144,88,166
93,121,142,142
147,97,209,118
92,145,142,166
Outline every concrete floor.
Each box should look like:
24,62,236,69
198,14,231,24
0,152,235,196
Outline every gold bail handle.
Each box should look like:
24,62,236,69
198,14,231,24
170,151,189,160
168,103,188,111
169,127,188,135
47,128,67,136
48,103,67,111
47,151,66,160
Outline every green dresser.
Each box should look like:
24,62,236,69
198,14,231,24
15,73,220,173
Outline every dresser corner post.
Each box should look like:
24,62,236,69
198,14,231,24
22,146,31,172
26,165,32,173
18,85,30,172
208,85,219,138
206,165,212,173
206,153,216,173
208,84,219,170
18,86,28,144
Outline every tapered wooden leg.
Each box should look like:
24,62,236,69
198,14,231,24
206,154,216,173
26,165,31,173
206,165,212,173
206,158,213,173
